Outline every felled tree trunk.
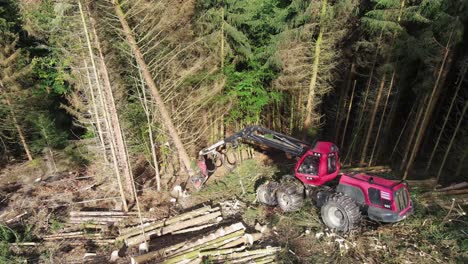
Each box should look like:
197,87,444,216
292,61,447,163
112,0,195,184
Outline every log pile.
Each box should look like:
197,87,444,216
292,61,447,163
39,201,278,263
131,222,280,264
118,205,223,247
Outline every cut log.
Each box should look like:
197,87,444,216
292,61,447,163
118,205,215,240
171,223,218,234
6,211,28,223
125,211,222,246
70,211,139,217
131,223,246,264
342,166,391,173
158,230,245,264
435,182,468,192
210,247,281,262
219,233,262,249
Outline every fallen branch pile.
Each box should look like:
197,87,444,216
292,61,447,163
131,222,279,264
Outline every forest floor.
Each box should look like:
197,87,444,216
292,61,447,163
0,151,466,263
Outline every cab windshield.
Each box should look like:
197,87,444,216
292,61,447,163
298,155,320,175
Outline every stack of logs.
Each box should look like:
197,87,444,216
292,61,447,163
41,201,279,263
117,205,223,247
131,222,279,264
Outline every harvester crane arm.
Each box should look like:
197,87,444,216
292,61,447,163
193,126,310,188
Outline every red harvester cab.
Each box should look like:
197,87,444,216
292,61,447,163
295,141,340,186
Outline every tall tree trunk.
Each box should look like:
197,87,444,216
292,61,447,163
137,66,162,191
340,80,356,149
435,102,468,185
220,7,224,69
356,31,383,134
403,30,454,179
335,63,355,142
0,81,33,161
400,98,425,172
303,0,327,138
389,103,415,161
112,0,195,184
455,147,468,178
425,62,466,172
83,59,108,163
360,74,386,165
79,1,131,210
369,71,396,166
89,11,136,203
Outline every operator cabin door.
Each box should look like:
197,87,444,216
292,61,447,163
325,152,339,181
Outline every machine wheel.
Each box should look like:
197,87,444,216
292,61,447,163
321,193,360,232
276,183,304,212
256,182,279,206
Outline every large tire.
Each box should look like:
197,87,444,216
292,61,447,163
276,183,304,212
257,182,279,206
321,193,360,232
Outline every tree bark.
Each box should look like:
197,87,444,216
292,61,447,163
403,30,454,179
369,71,396,166
360,74,386,165
78,1,130,210
112,0,195,184
0,81,33,161
335,63,355,142
400,97,425,172
340,80,356,149
303,0,327,137
425,62,466,172
435,102,467,184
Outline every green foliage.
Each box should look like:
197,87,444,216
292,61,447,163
225,64,279,124
32,56,70,95
193,158,277,203
29,113,68,152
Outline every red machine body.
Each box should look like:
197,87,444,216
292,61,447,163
294,141,340,187
195,126,413,229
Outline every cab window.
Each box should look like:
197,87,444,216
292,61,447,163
327,154,337,174
368,188,382,206
298,155,320,175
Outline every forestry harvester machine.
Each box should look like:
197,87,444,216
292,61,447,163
193,126,413,232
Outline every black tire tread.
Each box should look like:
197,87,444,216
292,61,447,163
276,183,304,212
321,193,360,232
257,182,279,206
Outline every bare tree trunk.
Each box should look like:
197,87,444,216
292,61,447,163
389,103,415,161
220,7,224,69
403,30,454,179
356,31,383,134
335,63,355,142
303,0,327,137
400,97,426,172
360,74,386,165
112,0,195,183
79,1,130,210
137,67,161,191
425,62,466,172
0,81,33,161
455,147,468,178
340,80,356,149
369,71,396,166
435,102,468,185
0,82,33,161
